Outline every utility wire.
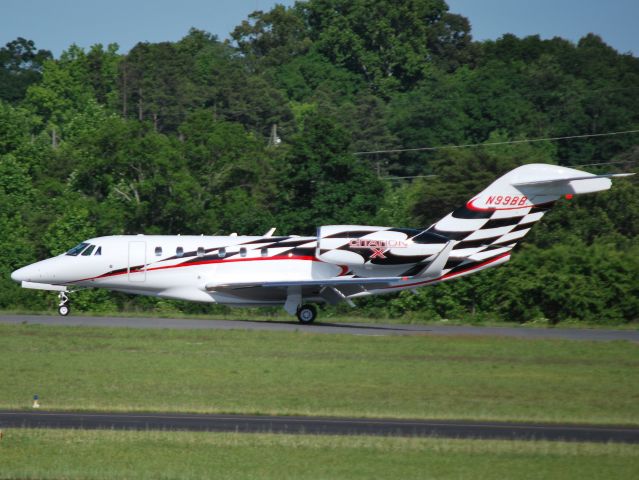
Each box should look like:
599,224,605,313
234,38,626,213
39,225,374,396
379,159,638,181
353,129,639,156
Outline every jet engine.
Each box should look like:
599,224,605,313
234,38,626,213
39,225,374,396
316,225,445,266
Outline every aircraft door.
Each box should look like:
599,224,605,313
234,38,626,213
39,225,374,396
128,241,147,282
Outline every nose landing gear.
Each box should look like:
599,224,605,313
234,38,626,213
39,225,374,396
58,292,70,316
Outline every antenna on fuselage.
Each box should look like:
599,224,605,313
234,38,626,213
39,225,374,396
264,227,276,237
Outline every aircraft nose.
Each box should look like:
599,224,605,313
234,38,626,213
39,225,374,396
11,265,34,283
11,267,25,282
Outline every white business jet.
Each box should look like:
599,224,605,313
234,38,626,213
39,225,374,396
11,164,632,323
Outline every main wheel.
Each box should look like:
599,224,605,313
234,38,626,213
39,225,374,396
296,304,317,324
58,304,70,316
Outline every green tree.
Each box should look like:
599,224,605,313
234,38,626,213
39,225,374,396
0,37,52,102
279,113,385,233
271,50,364,103
24,45,101,143
301,0,473,93
179,110,277,234
0,100,40,155
68,117,204,234
0,154,40,308
85,43,121,108
120,41,199,131
231,4,312,67
42,204,96,256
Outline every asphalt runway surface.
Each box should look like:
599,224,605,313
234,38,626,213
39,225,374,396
1,314,638,341
1,410,638,443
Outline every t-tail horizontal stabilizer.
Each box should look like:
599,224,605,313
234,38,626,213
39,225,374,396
512,173,634,196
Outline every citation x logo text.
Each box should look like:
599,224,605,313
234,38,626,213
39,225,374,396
348,239,408,259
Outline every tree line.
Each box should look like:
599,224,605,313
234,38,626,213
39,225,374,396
1,0,637,324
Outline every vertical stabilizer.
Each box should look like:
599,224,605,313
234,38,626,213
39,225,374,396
425,163,629,276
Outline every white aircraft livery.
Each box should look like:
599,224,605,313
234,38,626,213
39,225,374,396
11,164,633,323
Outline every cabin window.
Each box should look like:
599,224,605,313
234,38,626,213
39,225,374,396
81,245,96,256
261,247,268,257
176,246,184,257
94,246,102,256
66,242,89,256
240,247,247,258
219,247,226,258
197,247,205,257
155,246,162,257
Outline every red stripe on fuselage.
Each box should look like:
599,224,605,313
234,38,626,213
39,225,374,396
147,255,318,272
74,255,320,283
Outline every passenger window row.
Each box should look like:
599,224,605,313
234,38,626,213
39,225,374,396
67,242,270,259
153,246,268,258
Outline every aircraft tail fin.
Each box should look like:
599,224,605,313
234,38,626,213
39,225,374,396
314,164,631,284
428,164,633,257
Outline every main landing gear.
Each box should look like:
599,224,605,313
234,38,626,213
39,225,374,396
296,304,317,324
58,292,70,316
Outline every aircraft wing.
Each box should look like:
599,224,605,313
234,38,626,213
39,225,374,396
206,276,405,291
205,277,408,309
205,240,456,292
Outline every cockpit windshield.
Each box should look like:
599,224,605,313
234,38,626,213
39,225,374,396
66,242,89,256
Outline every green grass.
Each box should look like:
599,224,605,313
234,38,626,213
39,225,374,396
0,429,637,480
1,324,638,424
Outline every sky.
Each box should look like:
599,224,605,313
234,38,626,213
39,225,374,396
447,0,638,55
1,0,637,57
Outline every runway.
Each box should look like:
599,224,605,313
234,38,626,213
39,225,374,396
1,314,638,341
1,410,637,443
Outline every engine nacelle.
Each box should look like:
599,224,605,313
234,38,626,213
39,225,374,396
316,225,445,266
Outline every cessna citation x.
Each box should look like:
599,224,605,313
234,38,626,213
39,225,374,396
11,164,633,323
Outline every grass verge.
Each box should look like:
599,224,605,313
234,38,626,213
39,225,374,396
1,429,638,480
1,323,638,424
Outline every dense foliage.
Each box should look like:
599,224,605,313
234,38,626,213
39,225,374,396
1,0,637,324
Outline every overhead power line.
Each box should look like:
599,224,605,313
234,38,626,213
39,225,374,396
353,129,639,156
379,159,638,181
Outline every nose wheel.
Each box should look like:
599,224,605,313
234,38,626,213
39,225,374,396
58,292,70,316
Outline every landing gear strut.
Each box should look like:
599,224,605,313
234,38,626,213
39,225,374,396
296,304,317,324
58,292,70,316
